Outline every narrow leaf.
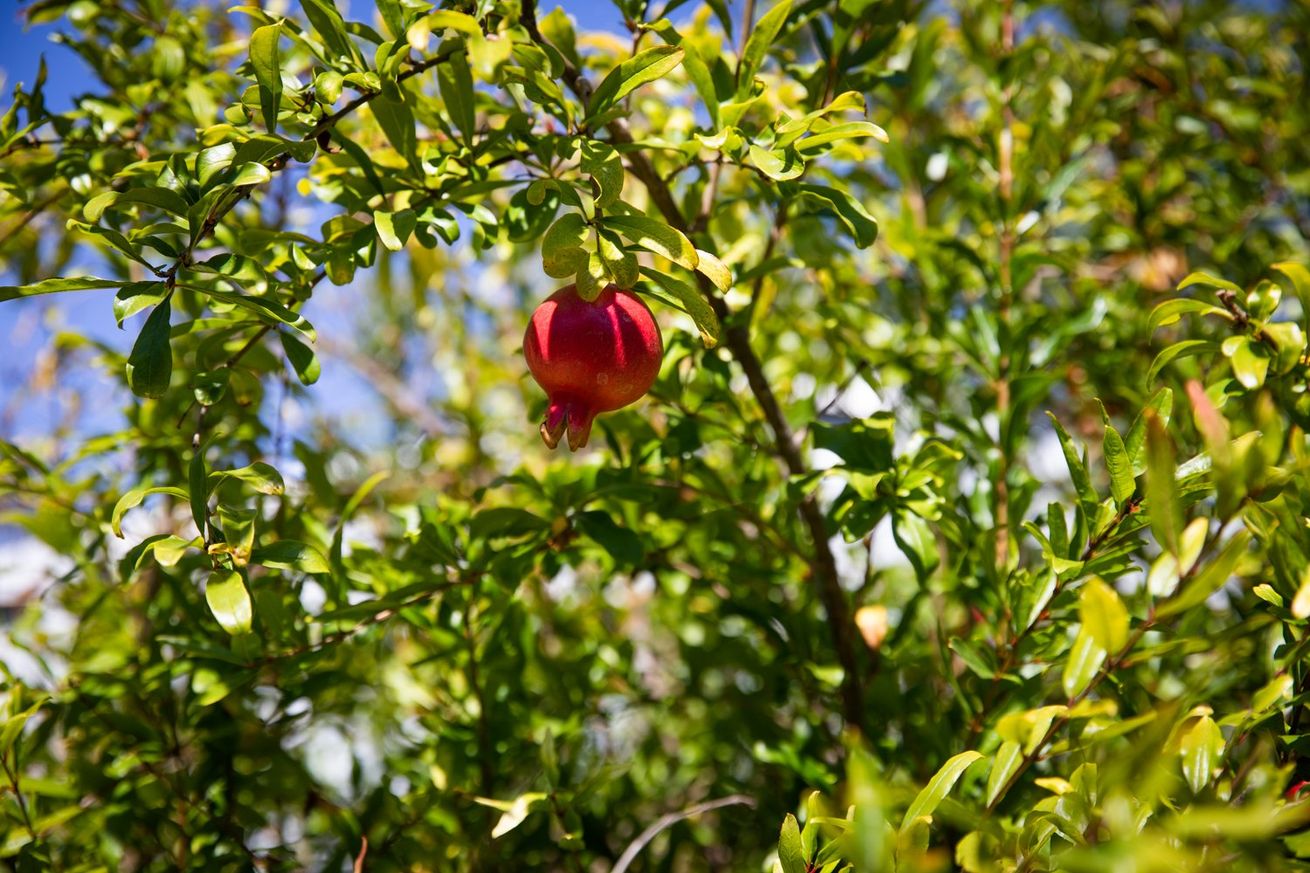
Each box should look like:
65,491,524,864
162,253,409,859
0,276,121,302
250,23,283,132
737,0,792,98
1062,628,1106,699
589,45,684,114
986,741,1023,807
901,751,983,829
779,814,806,873
1143,411,1179,555
1103,424,1135,506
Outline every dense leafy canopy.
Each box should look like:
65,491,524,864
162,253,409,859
2,0,1310,869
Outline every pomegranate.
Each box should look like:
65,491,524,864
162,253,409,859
523,284,663,450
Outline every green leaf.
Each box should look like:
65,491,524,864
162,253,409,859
126,297,173,398
1223,336,1269,389
192,369,230,406
250,23,283,132
0,276,122,303
986,741,1023,807
371,91,418,170
580,141,624,209
645,19,718,127
541,212,589,279
1144,410,1179,555
589,45,684,115
217,505,257,562
1158,530,1251,618
315,70,344,104
893,510,938,582
1177,271,1240,293
1147,340,1219,385
747,144,805,180
737,0,792,99
694,249,732,291
302,0,360,64
1103,424,1135,506
469,507,550,540
1062,627,1106,699
794,121,889,151
1179,715,1224,794
199,289,314,340
210,461,285,495
796,183,878,248
576,510,644,565
1045,412,1096,518
111,485,189,538
779,814,806,873
425,10,482,36
597,229,638,287
374,210,404,251
949,638,995,679
251,540,330,574
901,751,983,829
114,186,192,217
332,470,389,571
205,569,253,635
1079,578,1129,653
1264,321,1305,374
605,214,697,269
280,332,321,385
487,792,547,839
437,49,476,140
1125,388,1173,476
1272,261,1310,334
0,699,48,754
640,267,719,347
1148,297,1232,331
577,250,604,300
197,142,237,187
231,161,273,187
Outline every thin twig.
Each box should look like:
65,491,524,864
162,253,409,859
611,795,756,873
0,750,37,845
353,835,369,873
0,187,70,248
253,577,477,664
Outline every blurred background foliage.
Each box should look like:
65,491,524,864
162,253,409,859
2,0,1310,869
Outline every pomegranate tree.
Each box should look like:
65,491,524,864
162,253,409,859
523,284,663,450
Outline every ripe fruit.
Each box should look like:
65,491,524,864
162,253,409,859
523,284,663,450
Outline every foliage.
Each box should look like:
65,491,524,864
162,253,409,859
2,0,1310,870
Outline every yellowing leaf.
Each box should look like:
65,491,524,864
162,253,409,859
1079,578,1129,654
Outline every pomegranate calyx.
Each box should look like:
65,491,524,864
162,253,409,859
540,398,597,451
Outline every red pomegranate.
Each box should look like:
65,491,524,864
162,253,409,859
523,284,663,450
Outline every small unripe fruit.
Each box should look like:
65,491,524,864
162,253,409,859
523,284,663,450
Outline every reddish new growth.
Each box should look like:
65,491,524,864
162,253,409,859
523,284,663,450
